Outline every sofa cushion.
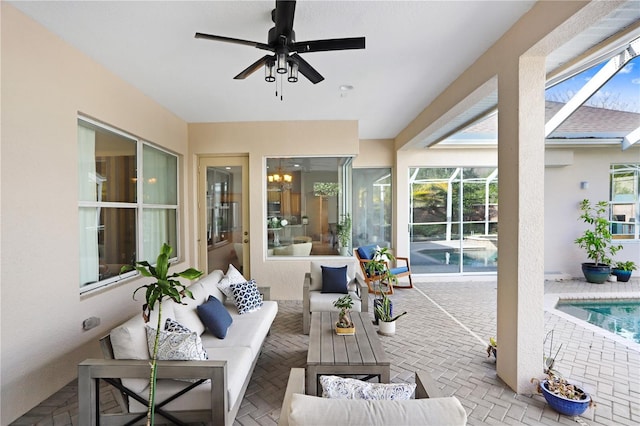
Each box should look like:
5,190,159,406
200,301,278,357
309,291,362,313
197,295,233,339
310,260,358,292
231,279,263,314
321,265,349,294
127,346,254,414
356,244,377,261
217,264,247,304
173,282,208,335
197,270,226,302
145,324,208,361
287,394,468,426
320,375,415,400
110,302,176,394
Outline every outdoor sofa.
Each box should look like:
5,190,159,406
78,268,277,426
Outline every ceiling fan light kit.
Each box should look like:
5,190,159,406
195,0,365,97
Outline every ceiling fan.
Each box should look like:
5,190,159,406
195,0,365,85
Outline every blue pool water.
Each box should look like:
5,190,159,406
556,299,640,344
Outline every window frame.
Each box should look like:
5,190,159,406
78,116,180,294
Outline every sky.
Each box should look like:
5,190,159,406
546,55,640,113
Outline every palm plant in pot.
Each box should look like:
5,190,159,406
574,199,622,283
612,260,636,282
120,243,203,426
365,246,395,323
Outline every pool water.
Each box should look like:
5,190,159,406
556,299,640,344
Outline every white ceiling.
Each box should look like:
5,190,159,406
10,0,544,139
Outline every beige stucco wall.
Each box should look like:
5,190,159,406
545,146,640,277
0,4,191,423
188,121,360,300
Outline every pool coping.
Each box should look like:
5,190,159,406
544,292,640,352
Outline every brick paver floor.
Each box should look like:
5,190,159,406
11,279,640,425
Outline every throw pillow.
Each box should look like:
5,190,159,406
231,279,263,314
320,375,416,400
321,265,349,294
165,317,192,334
145,325,208,361
217,264,247,303
197,295,233,339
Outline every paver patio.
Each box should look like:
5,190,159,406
11,278,639,426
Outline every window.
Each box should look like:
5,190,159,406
78,118,179,293
266,157,352,256
352,168,392,248
610,164,639,239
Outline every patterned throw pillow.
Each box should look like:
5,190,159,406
145,320,208,361
217,264,247,303
231,279,263,315
165,318,191,334
319,375,416,400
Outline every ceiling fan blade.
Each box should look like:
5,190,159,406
292,37,366,53
291,53,324,84
274,0,296,38
234,55,272,80
195,32,271,51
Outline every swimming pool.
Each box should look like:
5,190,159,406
556,299,640,344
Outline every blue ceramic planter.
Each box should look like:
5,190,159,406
611,268,632,282
540,380,590,417
581,263,610,284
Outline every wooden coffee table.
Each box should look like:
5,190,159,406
306,311,391,395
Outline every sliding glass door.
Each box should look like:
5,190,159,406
409,167,498,274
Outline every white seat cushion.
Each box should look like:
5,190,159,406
200,301,278,357
173,282,209,335
197,270,226,302
128,346,254,413
287,394,468,426
309,291,362,313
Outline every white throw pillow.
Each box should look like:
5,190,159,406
218,264,247,303
320,375,416,400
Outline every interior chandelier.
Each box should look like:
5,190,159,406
267,166,292,184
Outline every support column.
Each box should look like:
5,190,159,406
496,55,546,392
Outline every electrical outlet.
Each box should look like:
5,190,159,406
82,316,100,330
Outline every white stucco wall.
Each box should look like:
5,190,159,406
545,146,640,277
0,4,191,423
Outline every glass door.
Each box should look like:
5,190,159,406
199,156,249,275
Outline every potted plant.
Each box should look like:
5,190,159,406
333,295,355,335
574,199,622,283
612,260,636,282
531,370,593,417
120,243,203,426
486,337,497,359
336,214,351,256
374,291,407,336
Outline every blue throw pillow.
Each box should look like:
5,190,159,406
321,265,349,294
357,245,376,260
197,295,233,339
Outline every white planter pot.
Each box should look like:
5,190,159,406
378,320,395,336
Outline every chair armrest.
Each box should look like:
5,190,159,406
303,273,311,334
354,276,368,312
415,370,444,399
278,368,306,426
395,256,410,268
258,286,271,301
78,358,227,425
